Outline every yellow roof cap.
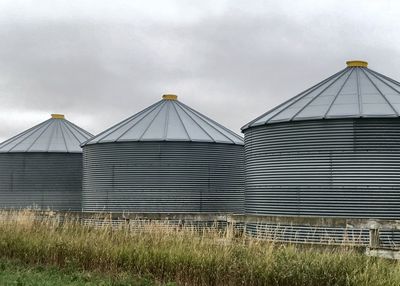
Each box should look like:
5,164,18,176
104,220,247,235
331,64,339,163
346,60,368,67
51,114,65,119
162,94,178,100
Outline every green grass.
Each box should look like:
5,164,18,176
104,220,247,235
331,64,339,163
0,258,168,286
0,210,398,285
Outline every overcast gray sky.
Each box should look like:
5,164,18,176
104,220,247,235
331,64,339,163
1,0,400,141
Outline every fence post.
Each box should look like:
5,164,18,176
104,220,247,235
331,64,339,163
226,215,234,240
369,228,380,248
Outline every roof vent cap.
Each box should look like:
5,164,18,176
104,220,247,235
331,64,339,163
162,94,178,100
51,114,65,119
346,60,368,67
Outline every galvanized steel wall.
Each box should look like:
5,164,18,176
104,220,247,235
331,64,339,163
82,142,244,213
0,153,82,210
244,118,400,218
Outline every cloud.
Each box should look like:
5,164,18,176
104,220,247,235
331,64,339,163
0,0,400,141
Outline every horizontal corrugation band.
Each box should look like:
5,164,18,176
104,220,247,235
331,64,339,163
83,142,245,213
0,153,82,211
244,118,400,218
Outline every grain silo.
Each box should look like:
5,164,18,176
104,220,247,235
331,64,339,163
0,114,93,211
82,94,244,213
242,60,400,219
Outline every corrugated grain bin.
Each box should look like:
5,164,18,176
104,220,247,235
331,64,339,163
0,114,92,211
82,94,244,213
242,61,400,218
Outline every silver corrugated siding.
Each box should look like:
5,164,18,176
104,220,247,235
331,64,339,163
244,118,400,218
0,153,82,210
82,142,244,213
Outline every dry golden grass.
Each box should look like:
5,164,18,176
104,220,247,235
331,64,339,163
0,210,398,286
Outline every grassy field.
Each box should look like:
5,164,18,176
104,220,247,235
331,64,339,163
0,210,398,286
0,258,168,286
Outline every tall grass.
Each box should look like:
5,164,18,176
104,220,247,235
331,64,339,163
0,210,398,286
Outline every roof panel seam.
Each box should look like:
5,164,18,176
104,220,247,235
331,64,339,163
45,120,58,152
112,101,163,142
24,120,53,152
64,120,93,138
162,101,171,140
368,68,400,86
174,101,216,143
324,68,355,118
86,100,161,145
59,121,70,153
290,68,351,121
356,68,363,116
0,120,50,151
180,101,243,143
265,69,348,124
170,101,191,141
138,101,166,140
178,102,237,144
361,69,399,116
367,69,400,97
63,120,86,145
242,68,347,130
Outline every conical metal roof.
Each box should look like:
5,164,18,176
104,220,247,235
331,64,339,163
242,60,400,130
0,114,93,153
83,94,243,146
